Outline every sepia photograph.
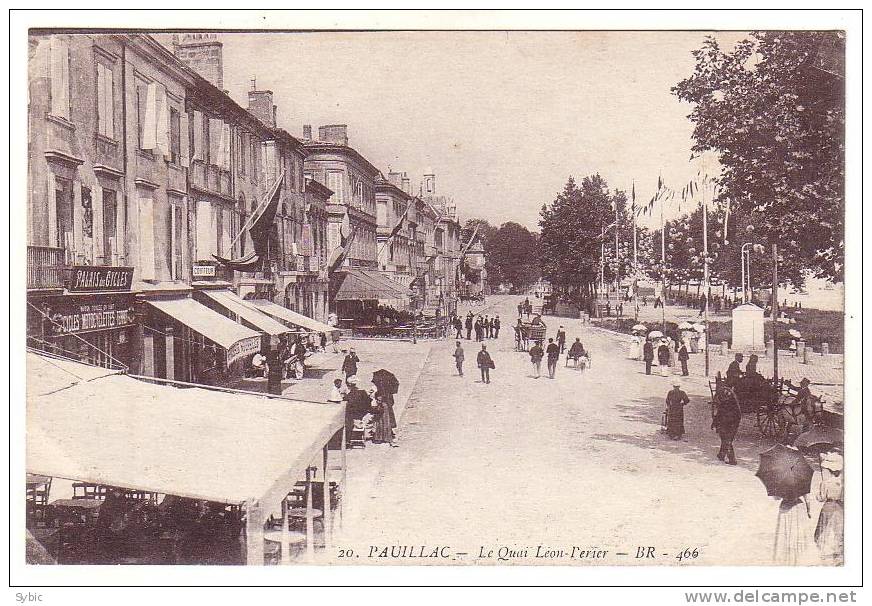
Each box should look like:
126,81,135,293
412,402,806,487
9,7,864,595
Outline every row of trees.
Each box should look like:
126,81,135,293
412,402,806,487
538,30,844,302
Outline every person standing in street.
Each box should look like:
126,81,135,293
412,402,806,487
474,316,483,341
266,345,283,395
342,348,360,382
476,344,494,384
643,339,654,375
453,341,465,376
774,493,815,565
493,315,501,338
665,381,690,440
529,341,544,378
657,340,671,377
815,451,844,566
546,337,560,379
678,341,690,376
453,316,463,339
556,326,567,353
712,386,741,465
465,313,474,340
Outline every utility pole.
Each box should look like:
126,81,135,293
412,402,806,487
632,181,639,322
660,190,666,329
772,243,778,384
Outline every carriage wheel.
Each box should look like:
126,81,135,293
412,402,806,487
756,406,789,441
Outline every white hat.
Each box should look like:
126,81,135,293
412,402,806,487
346,375,359,384
820,452,844,472
672,380,682,388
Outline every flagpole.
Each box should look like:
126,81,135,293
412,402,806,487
660,178,666,329
703,178,710,378
632,181,638,322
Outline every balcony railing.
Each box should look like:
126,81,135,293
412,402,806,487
27,245,69,289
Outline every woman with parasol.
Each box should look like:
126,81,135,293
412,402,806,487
371,369,400,447
814,450,844,565
757,444,817,565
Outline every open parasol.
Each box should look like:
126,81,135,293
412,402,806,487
794,426,843,453
755,444,814,500
647,330,664,339
371,369,400,395
693,323,706,332
632,324,647,331
678,321,693,330
788,329,802,339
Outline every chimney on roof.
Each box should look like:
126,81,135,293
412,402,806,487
247,85,276,128
173,33,224,90
302,124,312,140
318,124,348,146
387,171,403,188
423,170,436,196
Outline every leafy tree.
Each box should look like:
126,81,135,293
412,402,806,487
489,222,540,293
539,174,613,304
460,218,502,286
673,31,844,285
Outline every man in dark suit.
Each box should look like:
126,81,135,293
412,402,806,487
726,353,744,387
465,314,474,340
643,340,654,375
476,344,494,384
678,342,690,376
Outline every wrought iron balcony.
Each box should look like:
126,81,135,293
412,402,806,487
27,245,70,289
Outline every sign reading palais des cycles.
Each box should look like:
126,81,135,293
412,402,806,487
46,297,135,336
69,266,134,292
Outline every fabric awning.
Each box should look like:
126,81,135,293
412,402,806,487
146,297,260,364
241,299,339,335
26,352,344,506
358,269,412,299
333,269,410,302
198,290,291,337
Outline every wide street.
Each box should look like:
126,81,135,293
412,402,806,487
332,295,827,566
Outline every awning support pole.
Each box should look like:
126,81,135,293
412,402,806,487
322,445,332,550
280,493,290,565
245,499,264,566
305,466,315,562
340,427,347,530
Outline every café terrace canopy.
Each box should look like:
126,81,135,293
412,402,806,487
198,289,291,337
146,297,260,364
241,299,339,335
26,352,345,507
332,268,411,302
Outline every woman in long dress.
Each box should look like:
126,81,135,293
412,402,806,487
370,386,397,447
815,452,844,565
773,495,815,565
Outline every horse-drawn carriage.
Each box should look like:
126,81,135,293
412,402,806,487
514,317,547,351
708,372,825,442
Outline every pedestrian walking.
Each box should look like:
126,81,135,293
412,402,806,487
556,326,566,353
453,341,465,376
643,339,654,375
453,316,463,339
474,316,483,341
482,315,490,339
774,495,815,565
567,338,587,370
514,319,523,351
476,344,494,384
266,346,283,395
814,451,844,565
518,302,524,318
343,375,372,445
529,341,544,378
665,381,690,440
465,314,473,340
678,342,690,376
493,315,501,338
342,348,360,382
711,387,740,464
657,340,671,377
546,338,560,379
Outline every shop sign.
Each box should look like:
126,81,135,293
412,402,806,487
193,264,217,278
69,266,134,292
46,299,135,336
226,336,261,365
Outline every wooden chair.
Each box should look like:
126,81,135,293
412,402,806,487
72,483,107,500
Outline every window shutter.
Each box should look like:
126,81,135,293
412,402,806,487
222,122,231,170
142,82,158,150
156,85,170,157
105,67,114,138
96,63,106,136
192,111,203,161
49,37,70,119
179,110,190,167
222,208,232,255
209,118,221,165
93,184,104,261
196,200,212,260
139,195,156,280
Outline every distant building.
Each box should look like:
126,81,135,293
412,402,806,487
420,171,462,316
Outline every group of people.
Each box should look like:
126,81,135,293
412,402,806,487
329,348,399,448
453,311,501,341
637,335,691,377
248,335,318,394
517,297,534,318
526,330,588,379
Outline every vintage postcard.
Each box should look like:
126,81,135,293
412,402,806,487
9,8,863,594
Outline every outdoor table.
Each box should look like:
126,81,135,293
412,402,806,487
26,474,51,488
51,499,103,511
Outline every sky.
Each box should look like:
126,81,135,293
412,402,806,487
186,31,748,230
